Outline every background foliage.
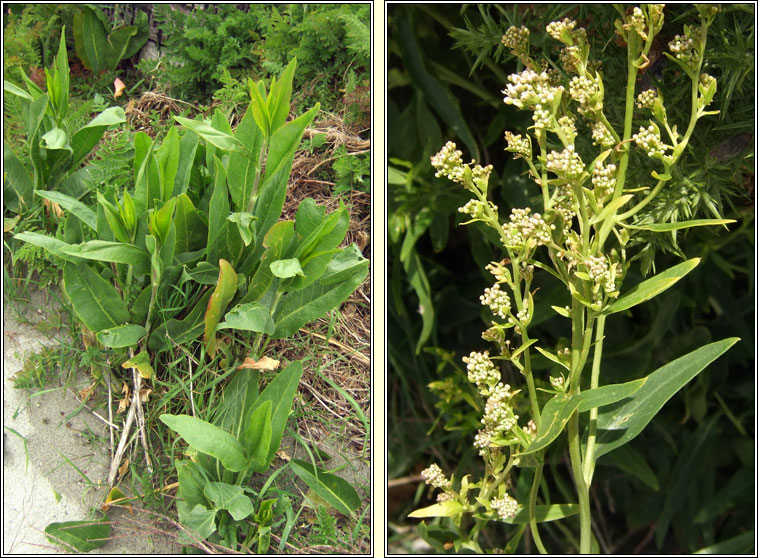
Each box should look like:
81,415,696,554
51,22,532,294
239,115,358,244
387,4,754,554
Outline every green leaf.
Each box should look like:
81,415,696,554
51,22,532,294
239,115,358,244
178,502,217,541
207,155,229,265
243,400,272,468
174,194,208,254
499,503,579,525
267,57,297,132
624,219,735,232
176,459,208,510
63,262,129,332
74,6,108,72
13,232,85,264
227,106,263,211
227,212,256,246
217,303,275,335
289,459,361,516
593,338,740,462
249,361,304,470
71,107,127,168
159,414,248,472
61,240,149,266
35,190,97,230
248,78,271,138
604,258,701,315
605,444,659,491
174,116,243,151
408,500,463,518
694,531,755,554
45,518,111,552
41,127,69,150
272,259,368,339
203,259,238,356
270,258,304,278
122,350,154,379
521,379,646,455
95,324,146,348
203,482,255,521
3,143,34,213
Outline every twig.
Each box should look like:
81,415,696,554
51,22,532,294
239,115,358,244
65,387,120,431
131,365,153,476
388,474,424,488
107,394,137,486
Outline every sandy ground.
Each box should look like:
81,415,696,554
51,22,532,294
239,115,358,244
2,290,181,554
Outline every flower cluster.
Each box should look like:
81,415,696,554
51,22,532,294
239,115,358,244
481,283,512,320
502,208,554,248
421,463,451,489
503,69,565,128
636,88,657,110
546,18,581,45
485,261,510,283
560,45,581,73
550,375,565,390
558,115,577,144
522,419,537,438
569,74,603,116
546,145,585,178
463,351,501,394
584,254,618,293
591,160,617,200
491,493,519,519
459,199,491,220
474,382,518,454
633,123,669,158
431,141,493,187
669,32,698,70
504,131,531,159
502,25,530,59
591,121,616,148
628,7,648,40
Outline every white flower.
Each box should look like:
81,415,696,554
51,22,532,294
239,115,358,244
421,463,451,489
633,124,669,158
636,89,657,110
492,493,519,519
546,145,585,178
463,351,501,392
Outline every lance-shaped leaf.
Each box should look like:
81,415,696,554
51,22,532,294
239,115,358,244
408,500,464,518
204,259,238,356
603,258,701,315
267,57,297,133
35,190,97,230
519,379,646,456
174,194,208,255
495,503,580,525
71,107,126,168
244,400,272,468
247,361,303,470
159,414,248,472
592,338,739,463
63,262,129,333
289,459,361,517
624,219,735,232
227,105,264,212
4,142,34,214
61,240,149,266
45,518,111,553
174,115,243,151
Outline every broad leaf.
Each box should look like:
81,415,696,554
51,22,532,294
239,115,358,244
35,190,97,230
289,459,362,517
122,350,155,379
203,259,238,356
13,232,86,264
270,258,304,278
61,240,149,266
593,338,739,462
243,401,272,468
408,500,463,518
95,324,146,349
3,143,34,214
63,262,129,332
498,503,579,525
217,302,275,335
204,482,255,521
176,459,208,510
159,414,248,472
177,501,217,541
45,518,111,553
174,116,243,151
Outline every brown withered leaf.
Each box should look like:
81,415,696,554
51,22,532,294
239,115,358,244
237,356,280,371
276,449,291,461
43,198,64,218
114,77,126,98
117,458,129,480
117,397,129,414
78,382,96,402
139,388,152,403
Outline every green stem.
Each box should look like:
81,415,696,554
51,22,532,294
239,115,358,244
612,31,641,200
246,138,269,213
582,314,606,486
569,414,592,554
529,463,548,554
521,331,541,428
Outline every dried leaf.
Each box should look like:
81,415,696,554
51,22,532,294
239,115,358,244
238,355,280,371
113,77,126,99
121,381,130,397
117,397,129,414
43,198,64,218
78,382,96,402
139,388,152,403
276,449,291,461
117,458,129,480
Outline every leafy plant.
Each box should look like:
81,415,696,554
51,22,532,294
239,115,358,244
3,28,126,217
332,145,371,194
72,4,148,74
407,5,744,554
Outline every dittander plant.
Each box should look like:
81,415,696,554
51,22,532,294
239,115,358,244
409,5,740,554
